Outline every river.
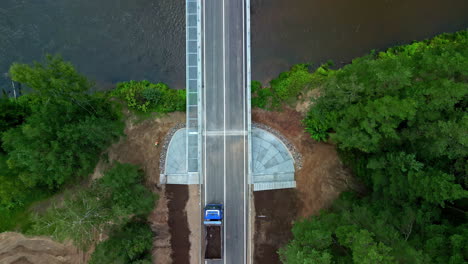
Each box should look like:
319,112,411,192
0,0,467,93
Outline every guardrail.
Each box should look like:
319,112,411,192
186,0,202,176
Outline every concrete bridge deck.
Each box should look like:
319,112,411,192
162,0,295,262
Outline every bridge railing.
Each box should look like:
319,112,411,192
186,0,202,175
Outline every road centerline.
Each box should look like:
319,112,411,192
222,0,227,263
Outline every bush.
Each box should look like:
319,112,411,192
303,106,337,142
29,162,156,249
0,98,30,152
112,80,186,113
89,220,153,264
0,153,51,232
251,63,330,110
97,163,155,217
270,64,314,106
3,55,124,189
251,81,272,108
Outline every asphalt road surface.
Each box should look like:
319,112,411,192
201,0,249,263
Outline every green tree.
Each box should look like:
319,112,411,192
0,97,30,152
286,30,468,264
30,162,156,249
97,163,155,217
89,221,153,264
3,55,123,188
9,54,92,106
280,194,456,264
304,30,467,205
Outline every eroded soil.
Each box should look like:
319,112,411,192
0,232,84,264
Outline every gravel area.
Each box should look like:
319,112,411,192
159,123,186,173
253,122,303,170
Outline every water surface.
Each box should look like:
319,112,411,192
0,0,467,93
251,0,468,83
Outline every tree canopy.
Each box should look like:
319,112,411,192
2,55,123,189
283,30,468,263
30,162,156,249
89,220,153,264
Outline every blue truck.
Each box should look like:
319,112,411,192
204,204,223,260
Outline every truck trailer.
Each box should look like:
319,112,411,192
204,204,223,260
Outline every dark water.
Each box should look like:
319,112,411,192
1,0,467,93
251,0,468,83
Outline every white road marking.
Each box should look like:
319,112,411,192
203,1,207,263
242,0,247,263
222,0,227,263
205,130,247,136
246,0,253,262
203,0,207,206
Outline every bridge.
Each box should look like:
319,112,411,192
161,0,296,262
201,0,250,262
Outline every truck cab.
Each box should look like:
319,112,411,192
204,204,223,225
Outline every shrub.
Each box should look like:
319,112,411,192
270,64,314,106
303,107,337,142
251,63,331,110
251,81,273,108
112,80,186,113
97,163,155,217
29,162,156,249
89,220,153,264
0,98,30,152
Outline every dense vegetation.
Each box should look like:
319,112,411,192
111,80,186,113
281,31,467,263
0,55,181,262
89,220,153,264
251,63,330,109
29,162,155,249
3,55,124,189
0,98,29,152
0,55,125,231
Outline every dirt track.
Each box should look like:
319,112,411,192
254,189,299,264
166,185,190,264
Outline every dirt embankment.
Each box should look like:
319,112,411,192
92,111,188,264
166,185,190,264
252,107,352,264
0,232,84,264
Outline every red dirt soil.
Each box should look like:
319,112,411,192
252,107,351,264
166,185,190,264
254,189,300,264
